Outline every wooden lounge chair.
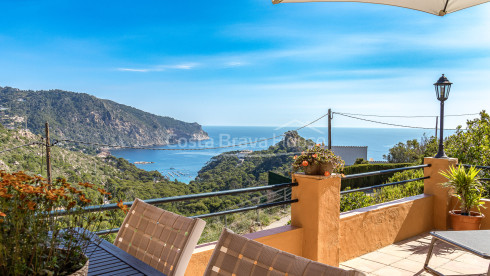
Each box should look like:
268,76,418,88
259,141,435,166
424,230,490,276
204,228,366,276
114,198,206,276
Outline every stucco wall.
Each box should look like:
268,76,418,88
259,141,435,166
339,194,434,262
184,226,303,276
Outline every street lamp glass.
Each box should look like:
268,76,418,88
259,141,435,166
434,74,452,101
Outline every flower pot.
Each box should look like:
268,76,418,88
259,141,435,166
304,163,321,175
318,162,334,175
303,162,333,175
449,210,485,230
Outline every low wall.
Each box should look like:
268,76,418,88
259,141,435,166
184,225,303,276
339,194,434,262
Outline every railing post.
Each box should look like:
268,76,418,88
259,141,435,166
291,173,340,266
423,157,458,230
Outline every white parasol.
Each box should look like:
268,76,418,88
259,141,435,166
272,0,490,16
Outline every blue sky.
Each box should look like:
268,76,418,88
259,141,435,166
1,0,489,128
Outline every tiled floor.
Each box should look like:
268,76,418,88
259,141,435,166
340,233,490,276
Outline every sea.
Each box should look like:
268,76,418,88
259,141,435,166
111,126,453,183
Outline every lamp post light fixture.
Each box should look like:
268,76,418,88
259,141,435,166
434,74,452,158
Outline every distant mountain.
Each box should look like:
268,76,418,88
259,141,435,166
0,86,209,146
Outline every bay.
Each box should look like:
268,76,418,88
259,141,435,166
111,126,453,183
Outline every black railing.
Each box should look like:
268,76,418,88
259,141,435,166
96,198,298,235
340,164,430,195
461,164,490,170
461,164,490,181
49,182,297,235
51,182,297,217
340,176,429,195
341,164,430,180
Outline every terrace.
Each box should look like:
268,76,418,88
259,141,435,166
182,157,490,275
68,157,490,275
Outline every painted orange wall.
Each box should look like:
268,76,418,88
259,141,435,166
339,194,434,262
184,226,303,276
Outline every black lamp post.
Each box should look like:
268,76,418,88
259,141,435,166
434,74,452,158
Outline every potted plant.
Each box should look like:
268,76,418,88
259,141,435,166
292,144,344,176
0,171,128,275
440,165,486,230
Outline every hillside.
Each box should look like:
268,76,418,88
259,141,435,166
0,86,209,147
0,126,190,201
189,131,313,193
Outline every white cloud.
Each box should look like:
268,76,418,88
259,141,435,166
116,63,199,72
117,68,152,72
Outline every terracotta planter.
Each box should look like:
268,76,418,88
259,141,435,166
303,162,333,175
449,210,485,230
303,163,320,175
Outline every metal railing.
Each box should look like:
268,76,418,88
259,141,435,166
54,164,438,235
50,182,298,235
461,164,490,181
342,164,430,180
340,164,431,195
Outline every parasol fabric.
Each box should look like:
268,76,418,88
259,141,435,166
272,0,490,16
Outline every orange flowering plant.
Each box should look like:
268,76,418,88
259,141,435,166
292,144,344,175
0,171,128,275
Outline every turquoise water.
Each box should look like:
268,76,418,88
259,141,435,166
111,126,452,183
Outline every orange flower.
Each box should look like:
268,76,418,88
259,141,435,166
117,200,129,213
79,194,91,203
324,171,331,177
293,155,297,160
45,191,58,201
97,188,110,195
302,161,309,167
0,193,14,199
0,211,6,217
79,182,94,189
67,201,76,210
27,201,37,211
312,154,318,158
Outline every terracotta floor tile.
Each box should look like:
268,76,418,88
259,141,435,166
430,266,485,276
453,253,490,268
360,251,404,265
391,258,425,273
442,260,488,275
378,245,416,258
341,257,386,273
372,266,414,276
431,244,466,260
406,251,430,263
412,270,436,276
424,255,452,268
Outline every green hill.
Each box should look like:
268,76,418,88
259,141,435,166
0,125,190,201
0,86,208,147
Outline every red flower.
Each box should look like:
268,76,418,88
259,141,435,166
312,154,318,158
0,211,6,217
302,161,309,167
324,171,331,177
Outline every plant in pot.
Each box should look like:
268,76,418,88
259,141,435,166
292,144,344,176
0,171,128,275
440,165,486,230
